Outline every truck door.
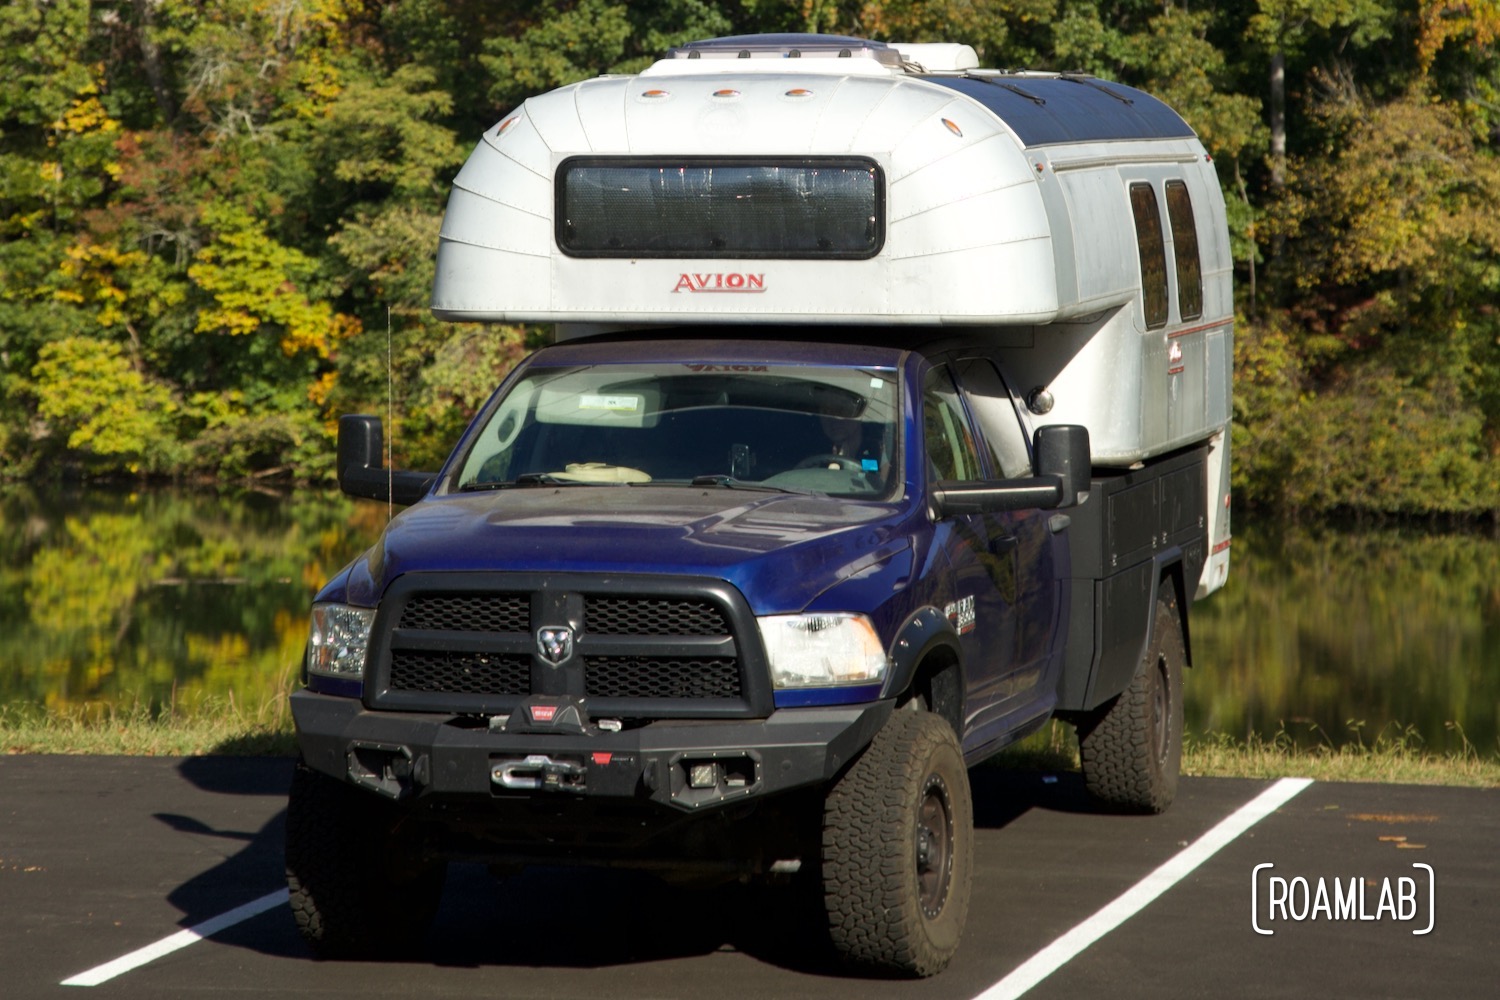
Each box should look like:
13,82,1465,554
952,357,1066,723
921,365,1020,742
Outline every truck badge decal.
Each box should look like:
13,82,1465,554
944,596,977,635
536,627,574,665
672,272,767,294
531,705,557,723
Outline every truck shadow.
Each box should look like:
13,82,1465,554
161,756,1108,975
970,765,1100,826
161,755,305,958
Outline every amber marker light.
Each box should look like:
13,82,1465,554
942,118,963,137
785,88,814,98
713,89,741,98
496,117,518,136
641,89,670,99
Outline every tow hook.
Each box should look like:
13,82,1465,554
491,755,585,791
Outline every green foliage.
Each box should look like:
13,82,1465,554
480,0,733,111
30,337,178,472
0,0,1494,516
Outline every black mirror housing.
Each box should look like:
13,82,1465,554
1034,424,1091,508
337,415,436,506
929,424,1092,518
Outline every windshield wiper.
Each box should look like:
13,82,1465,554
460,473,578,491
686,475,822,496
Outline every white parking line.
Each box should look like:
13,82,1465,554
974,777,1315,1000
61,888,289,987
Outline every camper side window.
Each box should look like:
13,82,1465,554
1165,180,1203,322
1129,182,1169,329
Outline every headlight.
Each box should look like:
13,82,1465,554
306,603,375,678
757,613,888,689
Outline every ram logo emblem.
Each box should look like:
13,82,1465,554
536,627,574,665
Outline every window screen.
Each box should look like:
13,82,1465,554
557,158,882,259
1164,180,1203,322
1129,182,1169,329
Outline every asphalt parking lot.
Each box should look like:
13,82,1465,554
2,755,1494,998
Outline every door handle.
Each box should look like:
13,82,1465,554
990,534,1019,555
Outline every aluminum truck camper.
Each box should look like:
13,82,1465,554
287,34,1234,977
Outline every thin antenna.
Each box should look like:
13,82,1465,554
386,306,394,524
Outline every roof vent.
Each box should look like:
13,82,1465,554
890,43,980,72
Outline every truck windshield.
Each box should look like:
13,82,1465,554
456,363,901,499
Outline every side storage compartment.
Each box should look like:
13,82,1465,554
1053,444,1207,714
1051,445,1207,812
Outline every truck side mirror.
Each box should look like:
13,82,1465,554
337,415,436,505
1034,424,1090,508
928,422,1091,517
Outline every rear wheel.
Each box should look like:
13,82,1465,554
1077,591,1185,813
285,763,447,959
821,710,973,977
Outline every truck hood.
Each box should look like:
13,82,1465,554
336,487,914,614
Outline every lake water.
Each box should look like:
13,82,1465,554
2,486,1495,756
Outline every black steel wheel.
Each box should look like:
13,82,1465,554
821,709,973,977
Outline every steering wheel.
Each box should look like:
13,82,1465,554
795,453,865,471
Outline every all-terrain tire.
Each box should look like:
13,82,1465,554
284,762,447,959
1077,592,1185,813
821,709,973,977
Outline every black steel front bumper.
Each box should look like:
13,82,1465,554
291,690,893,813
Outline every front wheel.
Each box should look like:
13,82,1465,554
821,710,973,977
1077,591,1186,813
285,763,447,959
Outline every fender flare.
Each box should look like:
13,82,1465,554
881,606,963,702
1148,548,1193,669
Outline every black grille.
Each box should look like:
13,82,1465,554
399,594,529,632
371,574,770,718
585,656,741,700
586,597,728,636
390,650,531,695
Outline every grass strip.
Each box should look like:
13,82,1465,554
0,699,298,757
993,720,1500,788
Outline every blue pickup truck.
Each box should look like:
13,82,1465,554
285,35,1232,977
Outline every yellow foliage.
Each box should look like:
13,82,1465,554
51,96,120,138
58,241,147,328
307,370,338,409
186,632,251,667
190,202,339,357
1418,0,1500,72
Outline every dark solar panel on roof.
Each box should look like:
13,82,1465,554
920,76,1196,147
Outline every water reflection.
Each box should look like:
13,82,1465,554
1,488,1495,757
1190,522,1500,757
0,486,381,718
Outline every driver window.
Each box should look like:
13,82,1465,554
954,358,1032,479
922,366,983,482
